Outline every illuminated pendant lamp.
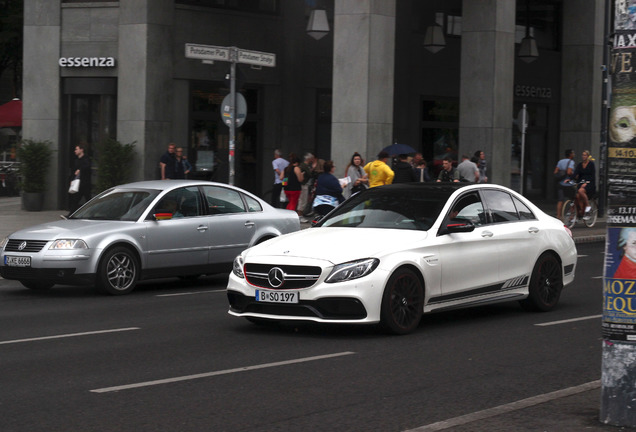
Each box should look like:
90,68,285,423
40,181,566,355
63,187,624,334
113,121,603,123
307,9,330,40
518,0,538,62
423,23,446,53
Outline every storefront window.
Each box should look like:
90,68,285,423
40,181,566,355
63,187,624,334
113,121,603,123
176,0,278,14
189,83,260,194
511,103,548,198
420,98,459,176
515,0,561,51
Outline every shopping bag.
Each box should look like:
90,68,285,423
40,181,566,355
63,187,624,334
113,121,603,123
68,178,80,194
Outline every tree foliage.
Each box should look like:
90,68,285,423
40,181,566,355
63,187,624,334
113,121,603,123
17,139,53,193
95,138,137,193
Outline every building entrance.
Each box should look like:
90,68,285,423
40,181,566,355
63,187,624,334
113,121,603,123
189,84,260,194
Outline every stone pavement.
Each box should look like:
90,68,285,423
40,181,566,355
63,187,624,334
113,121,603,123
0,197,628,431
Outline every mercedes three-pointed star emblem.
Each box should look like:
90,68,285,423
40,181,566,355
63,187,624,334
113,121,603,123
268,267,285,288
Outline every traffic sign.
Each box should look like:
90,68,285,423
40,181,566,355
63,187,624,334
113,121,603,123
185,44,230,62
221,93,247,128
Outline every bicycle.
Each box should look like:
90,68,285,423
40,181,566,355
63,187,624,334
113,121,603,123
561,180,597,229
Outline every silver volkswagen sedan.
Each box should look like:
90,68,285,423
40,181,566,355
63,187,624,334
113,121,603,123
0,180,300,295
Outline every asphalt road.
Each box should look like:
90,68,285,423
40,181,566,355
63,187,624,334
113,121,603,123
0,242,623,432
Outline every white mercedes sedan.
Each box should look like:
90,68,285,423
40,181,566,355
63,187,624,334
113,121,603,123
1,180,300,295
227,183,577,335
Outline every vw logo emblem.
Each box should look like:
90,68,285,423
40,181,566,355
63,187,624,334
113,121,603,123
268,267,285,288
18,241,27,251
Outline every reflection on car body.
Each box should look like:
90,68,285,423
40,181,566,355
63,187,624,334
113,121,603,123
227,183,577,335
0,180,300,295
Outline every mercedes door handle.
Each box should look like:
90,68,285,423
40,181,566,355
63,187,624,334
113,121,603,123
245,221,255,228
197,225,208,232
481,230,494,238
528,227,539,234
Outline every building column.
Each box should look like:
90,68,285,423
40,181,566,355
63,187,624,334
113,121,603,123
117,0,174,181
331,1,396,169
559,0,605,162
23,0,62,209
459,0,515,186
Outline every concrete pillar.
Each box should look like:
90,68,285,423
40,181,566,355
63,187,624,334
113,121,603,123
117,0,174,181
459,0,515,186
559,0,605,162
331,0,396,170
23,0,62,209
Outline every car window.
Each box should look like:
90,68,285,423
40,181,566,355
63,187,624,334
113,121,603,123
152,187,202,218
202,185,246,214
320,188,449,231
72,189,160,221
512,196,536,220
244,194,263,212
448,192,486,226
482,189,520,223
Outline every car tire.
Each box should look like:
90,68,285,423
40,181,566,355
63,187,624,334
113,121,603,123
96,246,139,295
520,253,563,312
380,268,424,335
20,280,54,291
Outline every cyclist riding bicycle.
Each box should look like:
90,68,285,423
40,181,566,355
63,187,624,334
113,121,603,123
572,149,596,219
554,149,575,218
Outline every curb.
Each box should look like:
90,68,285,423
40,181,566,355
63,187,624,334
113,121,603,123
574,235,606,245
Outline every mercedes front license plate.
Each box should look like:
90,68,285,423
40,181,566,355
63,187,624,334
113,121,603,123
255,289,299,304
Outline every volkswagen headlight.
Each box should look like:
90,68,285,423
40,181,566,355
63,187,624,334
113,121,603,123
233,255,245,278
50,239,88,250
325,258,379,283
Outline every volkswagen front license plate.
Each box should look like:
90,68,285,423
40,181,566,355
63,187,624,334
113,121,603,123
256,289,299,304
5,256,31,267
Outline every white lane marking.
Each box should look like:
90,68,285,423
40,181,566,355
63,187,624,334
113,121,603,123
534,315,602,327
577,254,588,257
404,380,600,431
156,289,225,297
91,351,356,393
592,276,604,279
0,327,140,345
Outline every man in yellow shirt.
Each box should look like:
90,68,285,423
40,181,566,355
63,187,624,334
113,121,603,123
364,151,394,187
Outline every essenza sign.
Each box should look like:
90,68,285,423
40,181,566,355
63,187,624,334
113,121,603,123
59,57,116,68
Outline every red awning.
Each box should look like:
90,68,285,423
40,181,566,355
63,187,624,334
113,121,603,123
0,99,22,128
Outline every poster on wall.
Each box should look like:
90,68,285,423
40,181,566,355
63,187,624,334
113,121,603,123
603,0,636,341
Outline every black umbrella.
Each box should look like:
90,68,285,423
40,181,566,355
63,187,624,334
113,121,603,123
381,143,416,156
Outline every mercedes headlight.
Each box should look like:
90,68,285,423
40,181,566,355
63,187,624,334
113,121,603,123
49,239,88,250
325,258,379,283
233,255,245,278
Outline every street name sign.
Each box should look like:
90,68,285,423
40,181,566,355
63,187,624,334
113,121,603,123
185,44,230,62
237,49,276,67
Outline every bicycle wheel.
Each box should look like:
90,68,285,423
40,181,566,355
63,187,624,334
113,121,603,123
562,200,576,229
584,199,598,228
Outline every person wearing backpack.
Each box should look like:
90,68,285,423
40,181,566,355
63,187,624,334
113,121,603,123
553,149,575,217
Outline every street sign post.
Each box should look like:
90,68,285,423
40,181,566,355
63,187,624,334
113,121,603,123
185,43,276,185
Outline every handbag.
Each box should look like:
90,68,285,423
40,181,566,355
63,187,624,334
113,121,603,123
68,177,80,194
279,188,288,202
